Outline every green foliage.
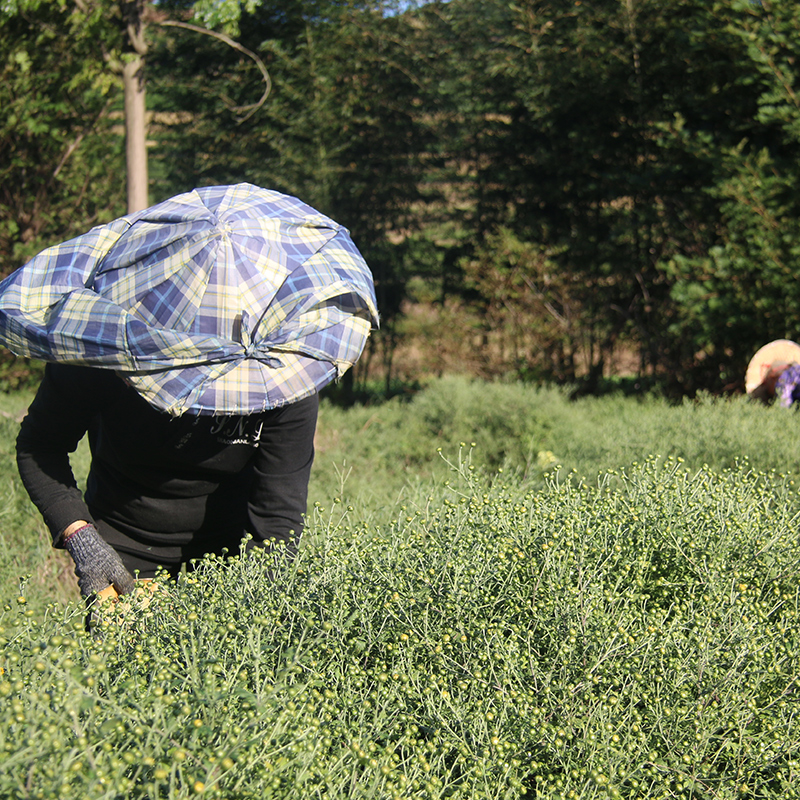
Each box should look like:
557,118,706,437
366,0,800,394
462,228,580,381
656,0,800,389
312,374,800,506
0,350,44,393
191,0,260,36
148,0,429,337
0,0,126,274
5,0,800,394
313,377,568,505
2,454,800,798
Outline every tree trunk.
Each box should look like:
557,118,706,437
121,0,149,213
123,53,148,213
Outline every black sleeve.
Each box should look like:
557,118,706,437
245,392,319,554
16,364,107,546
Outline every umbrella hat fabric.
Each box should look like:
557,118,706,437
0,184,379,415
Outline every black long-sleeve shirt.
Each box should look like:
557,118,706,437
16,364,318,563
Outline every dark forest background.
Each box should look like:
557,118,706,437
3,0,799,398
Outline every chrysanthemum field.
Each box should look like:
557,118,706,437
2,378,800,799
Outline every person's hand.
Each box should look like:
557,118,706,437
63,523,136,598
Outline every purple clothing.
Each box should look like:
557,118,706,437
775,364,800,408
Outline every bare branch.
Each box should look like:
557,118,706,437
159,19,272,123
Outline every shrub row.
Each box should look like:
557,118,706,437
313,375,800,504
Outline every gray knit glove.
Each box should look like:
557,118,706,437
64,524,136,598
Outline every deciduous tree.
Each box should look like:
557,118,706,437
0,0,125,274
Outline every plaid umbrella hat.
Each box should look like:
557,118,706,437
0,184,379,415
